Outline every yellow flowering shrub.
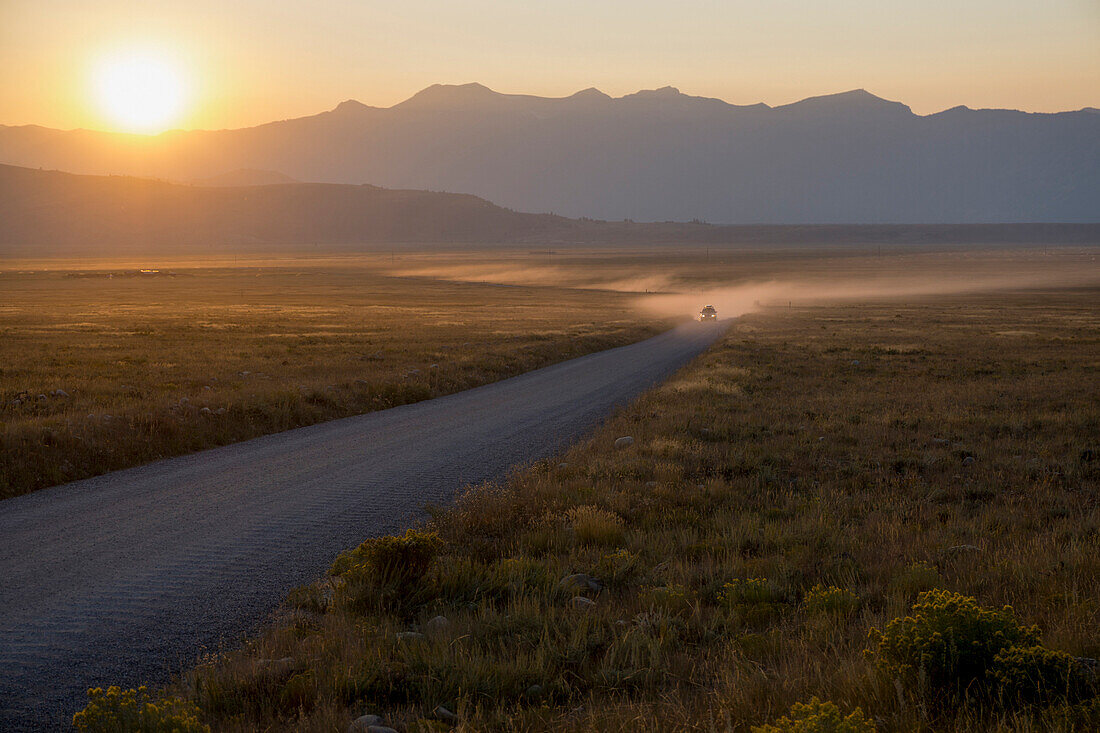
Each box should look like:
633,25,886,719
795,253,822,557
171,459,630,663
72,686,208,732
752,697,875,733
803,584,860,617
331,528,444,612
990,644,1096,706
867,589,1039,693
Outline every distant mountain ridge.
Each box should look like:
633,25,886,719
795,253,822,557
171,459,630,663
2,164,1097,258
1,84,1097,224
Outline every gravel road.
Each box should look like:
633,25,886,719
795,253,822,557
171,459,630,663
0,321,724,729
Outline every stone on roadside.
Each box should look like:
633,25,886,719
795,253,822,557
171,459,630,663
346,714,383,733
215,407,227,415
645,481,657,488
570,595,596,610
395,631,426,642
614,436,634,449
961,456,975,466
423,615,450,635
559,573,602,593
53,389,69,398
433,705,458,724
200,407,212,416
525,684,544,699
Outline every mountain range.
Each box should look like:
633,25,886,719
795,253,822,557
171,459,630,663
4,163,1098,257
1,84,1097,225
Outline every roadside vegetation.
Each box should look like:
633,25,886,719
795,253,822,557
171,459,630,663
81,288,1098,731
0,265,664,499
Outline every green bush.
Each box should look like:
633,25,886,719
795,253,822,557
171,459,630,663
868,589,1040,694
333,528,444,612
990,644,1096,707
73,686,208,733
752,697,875,733
803,584,860,617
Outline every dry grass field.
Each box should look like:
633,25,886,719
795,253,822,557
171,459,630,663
0,260,667,499
84,280,1100,732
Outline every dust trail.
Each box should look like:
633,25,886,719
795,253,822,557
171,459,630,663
636,268,1100,319
387,264,677,293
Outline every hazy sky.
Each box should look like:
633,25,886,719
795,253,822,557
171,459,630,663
3,0,1098,132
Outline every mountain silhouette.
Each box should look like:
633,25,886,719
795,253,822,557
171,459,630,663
3,164,1096,258
0,85,1097,223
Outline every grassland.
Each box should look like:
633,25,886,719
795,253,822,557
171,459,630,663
107,283,1098,732
0,261,666,499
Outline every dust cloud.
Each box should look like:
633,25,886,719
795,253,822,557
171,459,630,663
637,267,1100,319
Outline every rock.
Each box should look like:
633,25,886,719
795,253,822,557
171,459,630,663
570,596,596,610
645,481,657,488
961,456,975,467
238,371,250,377
200,407,212,415
53,389,69,398
557,462,569,469
932,438,950,446
11,399,21,406
37,394,47,401
409,368,420,375
560,573,602,593
215,407,227,415
850,360,860,366
429,363,439,369
525,684,544,699
203,385,212,390
423,615,450,635
944,544,982,557
366,727,398,733
395,631,426,642
179,397,190,405
1076,657,1100,677
346,714,384,733
614,436,635,449
259,656,294,666
433,705,458,724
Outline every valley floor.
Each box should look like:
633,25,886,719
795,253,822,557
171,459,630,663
0,263,664,499
106,287,1100,731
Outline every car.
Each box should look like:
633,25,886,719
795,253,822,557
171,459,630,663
699,305,718,322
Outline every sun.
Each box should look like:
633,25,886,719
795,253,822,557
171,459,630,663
93,48,189,132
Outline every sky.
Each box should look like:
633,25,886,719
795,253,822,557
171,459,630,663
3,0,1098,132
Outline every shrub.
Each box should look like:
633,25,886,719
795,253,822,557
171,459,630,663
867,589,1040,695
990,645,1097,707
803,584,860,617
752,697,875,733
596,547,645,587
333,528,443,612
73,686,208,733
720,578,778,606
648,584,693,615
567,505,625,546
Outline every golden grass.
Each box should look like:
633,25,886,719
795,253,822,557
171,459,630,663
146,286,1100,732
0,265,665,498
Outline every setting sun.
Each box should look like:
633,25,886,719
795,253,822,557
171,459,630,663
92,49,188,132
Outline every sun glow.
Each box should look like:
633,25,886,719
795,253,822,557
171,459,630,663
92,48,189,132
